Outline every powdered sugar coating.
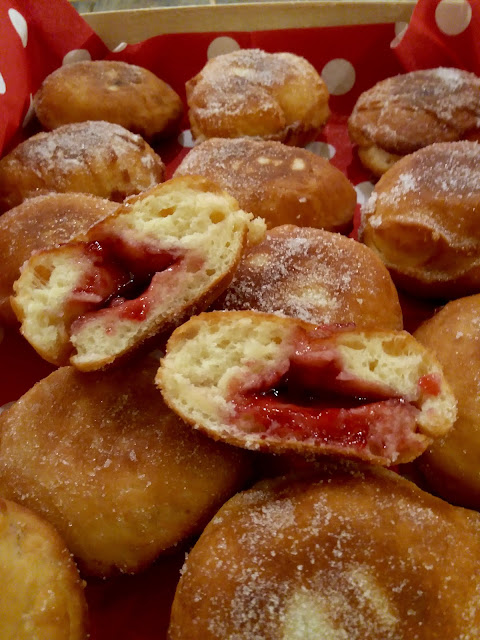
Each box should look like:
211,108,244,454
0,120,165,212
220,225,402,330
349,67,480,155
169,465,480,639
186,49,329,145
360,141,480,297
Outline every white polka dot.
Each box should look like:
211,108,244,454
178,129,195,148
8,8,28,47
62,49,92,66
0,401,14,415
22,93,35,128
435,0,472,36
305,141,336,160
112,42,127,53
207,37,240,60
0,73,5,95
391,21,408,48
321,59,356,96
355,181,375,206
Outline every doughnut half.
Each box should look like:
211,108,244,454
157,311,456,465
169,464,480,640
11,176,264,370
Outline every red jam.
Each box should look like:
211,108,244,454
231,327,418,453
69,237,187,329
418,373,441,396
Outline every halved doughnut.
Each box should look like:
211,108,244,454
11,176,265,370
157,311,456,465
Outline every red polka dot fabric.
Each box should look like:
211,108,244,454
0,0,479,637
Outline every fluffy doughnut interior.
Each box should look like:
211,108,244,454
12,177,264,369
158,311,456,465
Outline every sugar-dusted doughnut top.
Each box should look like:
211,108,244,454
361,141,480,298
169,463,480,640
348,67,480,155
186,48,329,146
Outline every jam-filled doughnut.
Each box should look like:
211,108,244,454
34,60,183,140
169,463,480,640
0,497,88,640
360,141,480,299
218,225,403,330
0,193,119,326
0,356,253,577
174,138,356,232
157,311,456,466
186,48,329,146
348,67,480,176
11,175,265,370
414,294,480,510
0,120,165,213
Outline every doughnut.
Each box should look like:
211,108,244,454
169,463,480,640
174,138,356,232
186,48,329,146
11,175,265,370
360,141,480,299
0,355,253,577
0,497,87,640
218,225,403,330
414,294,480,510
0,120,165,213
348,67,480,176
34,60,183,140
0,193,119,326
157,310,456,466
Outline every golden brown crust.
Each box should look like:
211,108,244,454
0,193,119,326
186,49,329,146
218,225,403,330
0,497,88,640
414,294,480,510
34,60,183,140
348,67,480,174
360,141,480,298
169,463,480,640
0,120,165,213
174,138,355,232
0,356,253,577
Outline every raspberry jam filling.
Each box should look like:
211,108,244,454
69,238,187,326
231,328,426,457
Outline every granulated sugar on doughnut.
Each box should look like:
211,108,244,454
157,311,456,466
34,60,183,140
0,120,165,213
348,67,480,176
0,193,119,326
186,48,329,146
0,356,253,577
360,141,480,299
0,497,88,640
174,138,356,232
168,463,480,640
11,175,264,370
218,225,403,330
414,294,480,510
